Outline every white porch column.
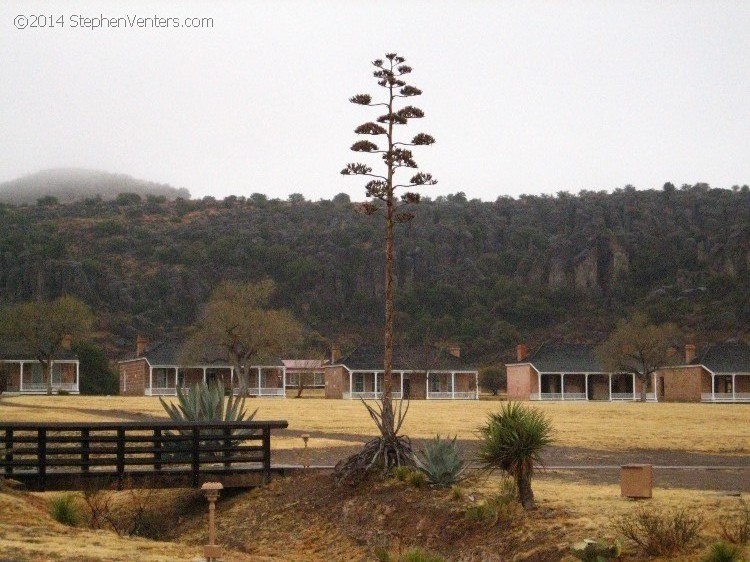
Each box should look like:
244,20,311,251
561,374,565,401
732,373,736,402
400,372,404,399
203,367,207,384
537,371,541,400
149,366,153,394
175,367,179,389
584,374,589,401
349,371,353,399
653,372,658,402
426,372,430,400
475,372,479,400
711,373,715,402
632,373,636,400
282,367,287,398
608,373,612,401
50,359,54,390
451,372,455,400
19,362,24,391
259,368,263,395
76,361,80,392
374,372,378,396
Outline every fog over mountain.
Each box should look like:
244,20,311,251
0,168,190,205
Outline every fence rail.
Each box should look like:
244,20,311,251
0,420,287,491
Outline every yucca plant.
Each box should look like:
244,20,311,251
159,381,257,459
160,381,254,423
476,402,554,509
49,493,82,526
414,435,467,487
703,541,745,562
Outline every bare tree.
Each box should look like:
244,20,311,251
596,313,679,401
340,53,436,468
181,279,303,396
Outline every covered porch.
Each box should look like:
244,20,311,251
702,372,750,403
344,370,478,400
530,372,656,401
0,360,80,394
144,364,286,397
426,371,479,400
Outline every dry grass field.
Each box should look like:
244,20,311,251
1,394,748,561
1,395,748,455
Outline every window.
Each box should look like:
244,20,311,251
52,363,63,385
429,375,440,393
354,373,364,393
288,373,299,386
314,372,324,386
154,369,168,388
31,363,43,384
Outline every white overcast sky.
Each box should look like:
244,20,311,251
1,1,748,201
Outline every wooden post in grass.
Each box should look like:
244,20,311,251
201,482,224,561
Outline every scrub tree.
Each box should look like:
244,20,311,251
338,52,437,477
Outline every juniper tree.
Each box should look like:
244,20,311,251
339,52,437,473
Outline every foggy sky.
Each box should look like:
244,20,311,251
1,0,749,201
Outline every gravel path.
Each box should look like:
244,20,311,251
275,430,750,492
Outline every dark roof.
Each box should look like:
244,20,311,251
697,342,750,373
338,344,476,371
526,342,604,373
119,337,282,367
0,342,78,361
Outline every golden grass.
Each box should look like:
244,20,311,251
471,472,750,562
1,395,747,454
0,486,260,561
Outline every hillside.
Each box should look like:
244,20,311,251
0,183,748,362
0,168,190,205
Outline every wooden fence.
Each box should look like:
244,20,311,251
0,420,288,491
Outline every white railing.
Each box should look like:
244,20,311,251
21,382,79,393
145,387,178,396
563,392,587,401
232,387,286,397
646,392,657,402
611,392,636,401
530,392,540,400
427,391,477,400
539,392,563,400
702,392,750,403
347,392,403,400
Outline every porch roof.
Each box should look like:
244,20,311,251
338,344,476,372
697,342,750,373
0,342,78,362
527,342,604,373
118,337,282,368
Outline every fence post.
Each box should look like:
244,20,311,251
37,428,47,491
223,425,232,469
262,426,271,484
116,427,125,489
192,426,201,487
153,428,162,471
81,428,90,473
4,429,12,476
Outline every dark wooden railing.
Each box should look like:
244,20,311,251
0,420,288,491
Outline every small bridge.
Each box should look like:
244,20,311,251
1,420,288,491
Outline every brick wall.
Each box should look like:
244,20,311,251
659,366,705,402
507,364,533,400
324,365,345,399
119,359,147,396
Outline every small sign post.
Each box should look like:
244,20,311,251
201,481,224,561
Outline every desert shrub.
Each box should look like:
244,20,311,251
81,487,116,530
450,485,464,501
408,470,427,489
612,506,703,556
49,494,82,526
414,435,467,487
721,499,750,545
476,402,553,509
393,466,412,482
569,538,622,561
465,486,522,527
703,541,745,562
399,548,447,562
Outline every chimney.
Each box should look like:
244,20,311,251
61,334,72,350
448,344,461,358
516,344,528,362
136,335,148,357
685,344,696,364
331,344,341,363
